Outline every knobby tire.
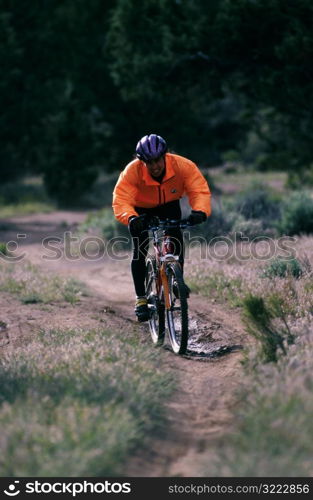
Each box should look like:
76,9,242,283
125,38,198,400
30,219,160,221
166,262,188,354
145,258,165,346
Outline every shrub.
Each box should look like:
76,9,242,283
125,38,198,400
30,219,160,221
277,191,313,236
201,169,221,195
231,217,276,239
79,173,119,208
78,208,129,241
197,205,238,241
243,294,294,363
261,257,304,279
287,165,313,189
0,242,7,255
0,180,49,206
233,183,281,223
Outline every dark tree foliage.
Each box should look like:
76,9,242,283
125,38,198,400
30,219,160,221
211,0,313,170
42,94,99,206
0,0,116,200
2,0,313,203
0,11,23,181
105,0,244,165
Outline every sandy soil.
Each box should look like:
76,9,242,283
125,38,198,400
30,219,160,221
0,211,248,477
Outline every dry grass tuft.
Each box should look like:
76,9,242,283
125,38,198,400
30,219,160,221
186,237,313,476
0,261,88,304
0,327,173,476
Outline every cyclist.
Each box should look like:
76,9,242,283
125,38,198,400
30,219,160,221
112,134,211,322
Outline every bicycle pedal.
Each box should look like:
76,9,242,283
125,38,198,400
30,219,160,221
137,315,150,323
136,310,151,322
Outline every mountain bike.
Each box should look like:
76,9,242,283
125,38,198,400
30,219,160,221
145,218,190,355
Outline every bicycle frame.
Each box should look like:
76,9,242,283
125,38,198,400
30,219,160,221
149,219,188,310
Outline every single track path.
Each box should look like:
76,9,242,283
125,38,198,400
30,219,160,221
0,211,248,476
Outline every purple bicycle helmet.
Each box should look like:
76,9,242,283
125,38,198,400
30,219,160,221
135,134,167,162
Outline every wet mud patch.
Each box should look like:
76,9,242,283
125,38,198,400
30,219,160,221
184,343,243,360
182,315,243,360
161,314,243,359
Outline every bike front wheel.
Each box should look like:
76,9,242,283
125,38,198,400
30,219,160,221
165,262,189,354
145,258,165,346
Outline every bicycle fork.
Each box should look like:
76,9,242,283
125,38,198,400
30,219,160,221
160,264,171,310
160,258,180,310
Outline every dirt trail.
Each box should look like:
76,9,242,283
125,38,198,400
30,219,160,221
0,211,247,477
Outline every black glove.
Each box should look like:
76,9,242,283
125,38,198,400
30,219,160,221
187,210,207,226
128,214,147,236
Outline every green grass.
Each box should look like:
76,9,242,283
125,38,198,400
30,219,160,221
0,202,55,219
209,168,288,195
0,177,55,218
0,327,173,476
78,207,129,241
188,270,243,307
0,242,8,255
261,257,304,279
0,261,87,304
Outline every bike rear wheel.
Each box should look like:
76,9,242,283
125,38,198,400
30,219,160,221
166,262,188,354
145,258,165,346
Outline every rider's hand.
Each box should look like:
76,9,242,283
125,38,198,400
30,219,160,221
187,210,207,226
128,214,147,236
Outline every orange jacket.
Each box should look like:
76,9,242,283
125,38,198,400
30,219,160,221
112,153,211,225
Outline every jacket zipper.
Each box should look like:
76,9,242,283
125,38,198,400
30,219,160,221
157,176,173,205
160,176,173,205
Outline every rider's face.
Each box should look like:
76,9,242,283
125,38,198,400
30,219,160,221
145,156,166,178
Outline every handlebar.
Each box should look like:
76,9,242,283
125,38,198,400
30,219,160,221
146,217,191,231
